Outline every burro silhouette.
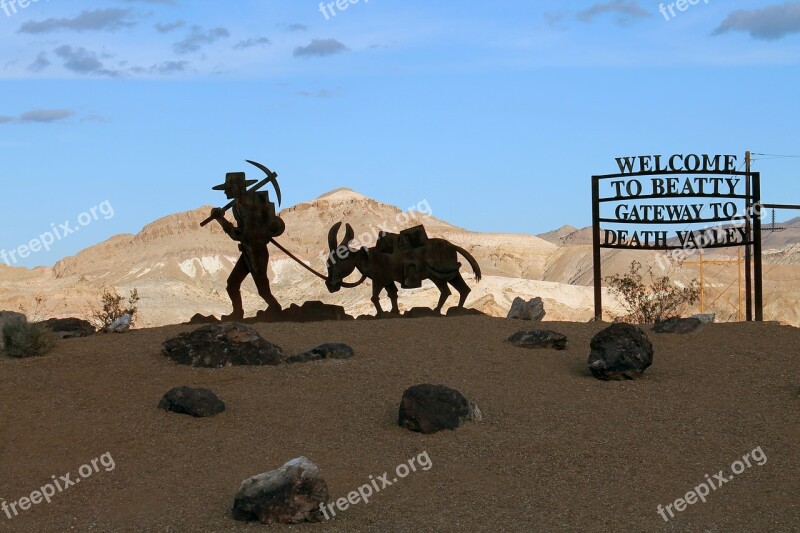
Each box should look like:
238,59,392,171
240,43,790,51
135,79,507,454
203,161,286,321
325,222,482,314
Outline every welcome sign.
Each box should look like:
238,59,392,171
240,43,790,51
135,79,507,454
597,154,755,250
590,153,763,321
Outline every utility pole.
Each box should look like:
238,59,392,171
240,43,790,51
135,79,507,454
745,150,753,321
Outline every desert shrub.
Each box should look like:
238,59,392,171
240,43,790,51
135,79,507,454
92,288,140,330
605,260,700,324
2,320,55,358
18,295,48,322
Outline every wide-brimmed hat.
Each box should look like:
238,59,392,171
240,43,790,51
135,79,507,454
212,172,257,191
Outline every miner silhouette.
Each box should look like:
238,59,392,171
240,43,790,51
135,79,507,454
204,163,286,320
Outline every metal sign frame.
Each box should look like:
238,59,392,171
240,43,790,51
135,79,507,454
591,161,762,322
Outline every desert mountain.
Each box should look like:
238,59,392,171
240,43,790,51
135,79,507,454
1,189,798,327
537,225,594,247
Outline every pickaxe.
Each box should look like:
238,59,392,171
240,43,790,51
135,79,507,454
200,160,282,227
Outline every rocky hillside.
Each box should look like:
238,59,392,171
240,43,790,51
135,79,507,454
1,189,798,327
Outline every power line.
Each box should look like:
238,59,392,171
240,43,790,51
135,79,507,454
752,157,792,162
751,152,800,159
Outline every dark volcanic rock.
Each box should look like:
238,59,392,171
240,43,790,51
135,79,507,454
188,314,219,325
445,307,485,317
256,301,353,323
374,310,403,320
158,386,225,418
189,303,354,325
289,301,352,322
285,351,324,364
508,330,567,350
286,343,355,364
398,384,481,434
692,313,715,324
232,457,329,525
588,323,653,381
403,307,441,319
162,323,284,368
653,317,703,334
41,318,96,339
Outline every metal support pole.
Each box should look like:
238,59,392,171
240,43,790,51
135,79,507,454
753,172,763,321
745,151,753,321
592,176,603,321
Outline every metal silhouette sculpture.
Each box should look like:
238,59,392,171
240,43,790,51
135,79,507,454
325,223,482,314
203,161,285,321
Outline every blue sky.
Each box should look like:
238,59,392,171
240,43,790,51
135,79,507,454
1,0,800,267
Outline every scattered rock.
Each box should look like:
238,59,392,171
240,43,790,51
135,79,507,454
257,301,353,323
588,323,653,381
162,323,284,368
158,387,225,418
41,318,95,339
467,401,483,422
189,303,355,325
507,297,546,321
188,314,219,325
285,351,324,364
232,457,329,525
692,313,716,324
0,311,26,350
313,343,354,359
445,307,485,317
403,307,441,319
286,343,355,364
508,330,567,350
291,301,353,322
374,310,403,320
398,384,480,434
106,313,132,333
654,317,703,334
253,307,285,322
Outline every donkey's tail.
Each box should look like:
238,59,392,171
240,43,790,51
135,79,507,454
454,245,482,283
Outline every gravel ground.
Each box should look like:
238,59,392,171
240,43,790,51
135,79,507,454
0,317,798,532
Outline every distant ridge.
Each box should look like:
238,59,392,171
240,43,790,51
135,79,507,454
537,225,594,246
315,188,369,201
1,189,798,327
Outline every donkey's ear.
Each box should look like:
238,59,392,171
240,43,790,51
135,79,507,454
328,222,343,250
343,223,355,247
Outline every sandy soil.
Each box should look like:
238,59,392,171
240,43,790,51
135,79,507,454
0,317,798,532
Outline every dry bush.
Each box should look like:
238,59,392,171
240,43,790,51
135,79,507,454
2,320,55,358
605,260,700,324
91,288,140,330
18,295,48,322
